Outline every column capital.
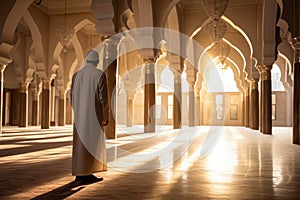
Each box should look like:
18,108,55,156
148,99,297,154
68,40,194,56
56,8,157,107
173,70,182,84
58,90,65,99
143,57,157,64
101,34,114,41
33,89,39,100
144,58,156,75
102,35,120,60
251,67,260,80
42,79,51,90
250,78,259,90
101,34,121,44
185,62,197,83
244,78,249,87
257,65,272,81
255,64,264,74
20,82,29,93
244,87,249,95
290,36,300,63
188,82,195,91
139,48,158,61
246,78,252,85
195,89,200,97
128,92,136,101
169,53,181,71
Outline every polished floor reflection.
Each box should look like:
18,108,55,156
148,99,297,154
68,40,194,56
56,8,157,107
0,126,300,199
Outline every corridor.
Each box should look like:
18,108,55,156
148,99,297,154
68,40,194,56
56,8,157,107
0,126,299,199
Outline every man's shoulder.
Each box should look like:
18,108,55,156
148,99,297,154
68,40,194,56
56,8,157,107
87,66,105,78
75,64,105,78
72,71,78,78
81,64,100,72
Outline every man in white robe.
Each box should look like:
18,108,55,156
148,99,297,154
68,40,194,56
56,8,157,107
71,50,109,183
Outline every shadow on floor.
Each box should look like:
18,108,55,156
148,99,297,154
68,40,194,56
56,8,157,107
31,177,105,199
31,181,85,200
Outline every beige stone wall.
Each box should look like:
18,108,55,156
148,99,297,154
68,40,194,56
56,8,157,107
272,91,290,127
133,92,144,125
117,91,127,125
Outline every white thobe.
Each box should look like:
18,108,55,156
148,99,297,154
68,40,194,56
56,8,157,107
71,63,109,176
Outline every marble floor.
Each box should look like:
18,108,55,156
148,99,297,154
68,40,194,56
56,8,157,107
1,125,300,199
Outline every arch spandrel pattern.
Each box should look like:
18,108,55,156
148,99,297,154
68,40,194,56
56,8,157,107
1,0,46,83
8,7,47,81
1,0,33,46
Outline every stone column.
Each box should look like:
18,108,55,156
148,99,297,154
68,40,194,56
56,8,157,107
196,95,201,126
241,93,245,126
259,78,264,133
245,87,249,127
173,71,182,129
189,83,195,127
58,91,65,126
196,75,203,126
0,65,6,133
19,83,29,127
248,83,253,129
103,35,118,139
144,57,156,133
251,79,259,130
257,66,264,133
260,65,273,134
286,85,293,127
65,97,72,125
200,95,204,125
50,80,55,126
126,97,133,127
41,79,50,129
32,89,38,126
291,37,300,144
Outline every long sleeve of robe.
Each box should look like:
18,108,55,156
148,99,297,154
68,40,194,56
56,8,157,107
70,63,109,176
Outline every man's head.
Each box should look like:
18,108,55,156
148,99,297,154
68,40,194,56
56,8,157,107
86,50,99,66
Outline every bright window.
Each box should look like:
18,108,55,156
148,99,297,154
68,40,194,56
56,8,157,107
272,94,276,120
230,94,238,120
216,94,223,120
271,64,284,91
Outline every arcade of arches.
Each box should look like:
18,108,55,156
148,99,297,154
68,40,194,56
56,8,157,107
1,0,299,140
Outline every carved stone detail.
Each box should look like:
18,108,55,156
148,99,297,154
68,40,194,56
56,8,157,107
290,36,300,63
257,65,272,81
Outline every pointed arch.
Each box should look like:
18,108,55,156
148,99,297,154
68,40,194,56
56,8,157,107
2,0,33,44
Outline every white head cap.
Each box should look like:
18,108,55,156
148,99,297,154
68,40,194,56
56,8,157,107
86,50,99,62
